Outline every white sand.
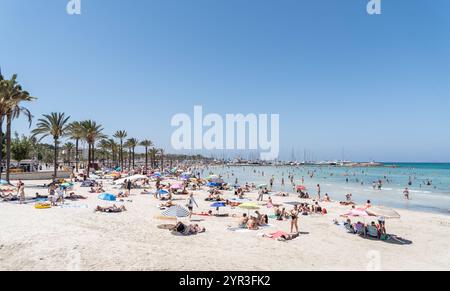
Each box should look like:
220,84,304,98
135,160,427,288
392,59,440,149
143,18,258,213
0,179,449,271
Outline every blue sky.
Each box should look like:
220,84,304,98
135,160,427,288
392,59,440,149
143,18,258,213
1,0,449,162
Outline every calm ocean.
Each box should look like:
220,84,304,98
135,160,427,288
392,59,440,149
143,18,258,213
208,163,450,215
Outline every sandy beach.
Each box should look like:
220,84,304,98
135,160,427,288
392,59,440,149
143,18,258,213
1,178,449,271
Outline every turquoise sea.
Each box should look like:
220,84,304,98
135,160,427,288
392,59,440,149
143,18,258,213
207,163,450,215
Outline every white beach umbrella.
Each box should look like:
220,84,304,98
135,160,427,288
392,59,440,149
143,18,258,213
162,205,190,218
366,207,401,219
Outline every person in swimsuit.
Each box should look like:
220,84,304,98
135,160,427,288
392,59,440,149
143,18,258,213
290,205,299,234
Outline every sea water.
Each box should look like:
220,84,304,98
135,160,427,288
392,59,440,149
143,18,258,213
208,163,450,215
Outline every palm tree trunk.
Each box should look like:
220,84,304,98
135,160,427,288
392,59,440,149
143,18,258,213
132,148,135,168
145,147,148,171
0,117,3,180
92,143,95,165
5,114,12,182
87,143,91,177
120,141,123,169
75,138,79,172
53,138,58,179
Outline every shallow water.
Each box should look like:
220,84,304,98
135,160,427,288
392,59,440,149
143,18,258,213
205,164,450,215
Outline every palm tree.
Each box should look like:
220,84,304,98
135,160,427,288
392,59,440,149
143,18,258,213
108,138,119,167
80,120,105,176
140,140,153,171
149,148,158,169
67,121,84,172
63,142,75,166
159,148,165,171
31,113,70,179
127,138,138,169
124,139,132,170
113,130,127,169
98,139,112,166
0,73,8,179
2,75,35,182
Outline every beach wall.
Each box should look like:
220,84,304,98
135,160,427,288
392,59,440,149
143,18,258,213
5,171,71,181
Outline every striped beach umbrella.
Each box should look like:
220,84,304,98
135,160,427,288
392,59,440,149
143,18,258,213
162,205,190,218
239,203,260,210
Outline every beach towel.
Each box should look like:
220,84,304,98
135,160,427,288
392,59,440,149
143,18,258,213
227,227,253,233
263,231,289,240
59,204,89,209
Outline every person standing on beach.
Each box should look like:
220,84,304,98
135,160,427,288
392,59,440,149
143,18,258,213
186,193,198,219
18,181,25,204
257,188,264,201
403,188,410,200
126,179,132,196
290,205,299,234
316,184,321,200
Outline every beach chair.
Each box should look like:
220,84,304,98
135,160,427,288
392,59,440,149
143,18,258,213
367,226,380,239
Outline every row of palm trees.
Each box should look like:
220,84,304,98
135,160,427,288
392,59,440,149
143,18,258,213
1,71,165,182
31,113,165,178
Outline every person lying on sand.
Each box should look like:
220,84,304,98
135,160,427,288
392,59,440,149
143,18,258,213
67,193,87,200
194,210,214,217
170,222,206,235
1,193,18,201
275,192,289,197
159,200,175,209
95,205,127,213
277,233,300,241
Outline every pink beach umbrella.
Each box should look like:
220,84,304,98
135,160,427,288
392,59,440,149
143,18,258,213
170,184,183,190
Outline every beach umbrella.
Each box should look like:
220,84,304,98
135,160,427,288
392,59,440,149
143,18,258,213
239,203,260,210
207,175,219,181
296,185,307,191
162,205,190,218
366,207,401,219
60,183,74,189
207,182,222,188
239,202,260,215
211,202,226,208
157,189,169,195
98,193,116,201
211,202,226,214
228,197,250,203
170,184,183,190
153,172,162,177
0,180,9,185
341,208,371,217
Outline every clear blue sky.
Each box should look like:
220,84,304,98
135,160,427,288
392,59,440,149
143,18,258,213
1,0,449,162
